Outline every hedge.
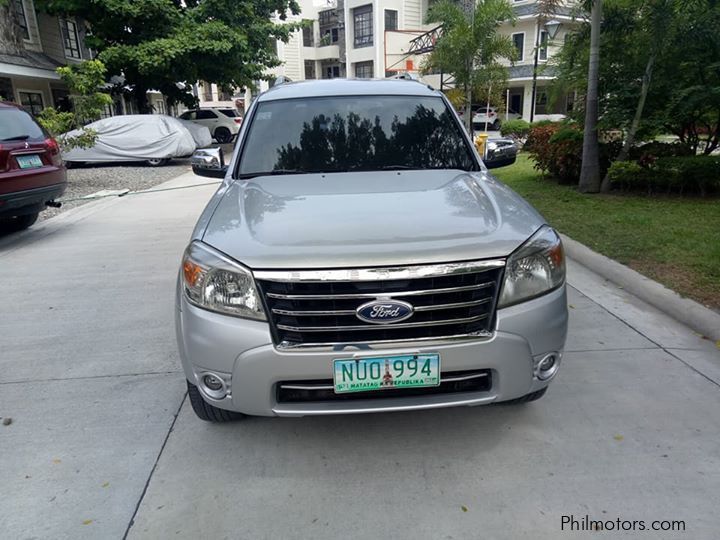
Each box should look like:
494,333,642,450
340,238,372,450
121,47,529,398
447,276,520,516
607,156,720,196
499,119,531,140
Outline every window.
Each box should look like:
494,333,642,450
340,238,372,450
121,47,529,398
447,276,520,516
302,26,314,47
320,28,338,45
15,0,29,40
324,65,340,79
179,111,195,120
0,77,14,102
539,30,548,61
535,91,548,115
19,91,44,116
512,33,524,62
355,61,373,79
238,96,478,175
385,10,398,31
305,60,316,80
0,108,45,141
219,109,239,118
51,88,71,112
197,110,217,119
60,19,81,59
318,9,336,26
566,91,576,113
353,5,373,48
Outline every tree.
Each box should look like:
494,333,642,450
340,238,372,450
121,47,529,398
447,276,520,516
578,0,602,194
37,60,113,150
424,0,516,133
38,0,302,112
555,0,720,162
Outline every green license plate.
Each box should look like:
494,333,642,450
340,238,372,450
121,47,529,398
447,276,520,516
333,354,440,394
16,154,43,169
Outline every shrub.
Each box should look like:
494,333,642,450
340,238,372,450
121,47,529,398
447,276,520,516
500,119,530,140
629,141,694,161
526,124,583,184
608,156,720,196
654,156,720,196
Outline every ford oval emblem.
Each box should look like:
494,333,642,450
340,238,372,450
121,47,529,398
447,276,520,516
356,299,414,325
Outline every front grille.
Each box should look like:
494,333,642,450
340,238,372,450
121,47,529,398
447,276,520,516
277,369,492,403
255,261,504,348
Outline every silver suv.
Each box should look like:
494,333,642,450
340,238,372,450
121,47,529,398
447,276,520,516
179,79,568,421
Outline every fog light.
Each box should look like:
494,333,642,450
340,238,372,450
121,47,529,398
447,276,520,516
203,374,223,391
198,372,229,399
535,353,561,381
539,356,556,372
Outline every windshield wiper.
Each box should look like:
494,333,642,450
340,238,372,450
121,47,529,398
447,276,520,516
1,135,30,141
237,169,307,179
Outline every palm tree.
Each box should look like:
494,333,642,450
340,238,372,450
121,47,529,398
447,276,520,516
425,0,516,133
578,0,602,194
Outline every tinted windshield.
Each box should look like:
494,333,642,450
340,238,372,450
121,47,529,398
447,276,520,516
238,96,477,175
0,108,45,141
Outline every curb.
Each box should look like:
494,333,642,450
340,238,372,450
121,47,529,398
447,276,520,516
561,233,720,342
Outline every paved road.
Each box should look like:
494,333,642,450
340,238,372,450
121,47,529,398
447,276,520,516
1,172,719,540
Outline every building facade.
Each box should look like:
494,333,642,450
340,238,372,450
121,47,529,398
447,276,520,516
0,0,92,113
277,0,577,122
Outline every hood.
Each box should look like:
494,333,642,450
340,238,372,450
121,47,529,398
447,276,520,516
201,170,545,269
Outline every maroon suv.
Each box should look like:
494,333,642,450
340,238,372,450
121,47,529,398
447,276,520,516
0,101,66,232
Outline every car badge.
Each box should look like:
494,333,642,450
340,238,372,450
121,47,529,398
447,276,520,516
356,299,414,325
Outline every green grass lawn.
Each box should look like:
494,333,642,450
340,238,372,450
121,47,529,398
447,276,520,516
493,154,720,310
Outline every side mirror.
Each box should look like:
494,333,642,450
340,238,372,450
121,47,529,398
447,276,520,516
483,140,518,170
191,148,227,178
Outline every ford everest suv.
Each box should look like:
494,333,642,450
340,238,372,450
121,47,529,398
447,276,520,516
178,79,568,421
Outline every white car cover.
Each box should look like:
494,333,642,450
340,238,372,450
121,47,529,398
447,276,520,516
62,114,200,163
178,119,212,148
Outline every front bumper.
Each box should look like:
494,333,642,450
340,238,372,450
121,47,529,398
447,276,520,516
176,285,568,417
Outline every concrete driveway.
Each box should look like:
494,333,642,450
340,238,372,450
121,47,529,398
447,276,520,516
1,172,719,540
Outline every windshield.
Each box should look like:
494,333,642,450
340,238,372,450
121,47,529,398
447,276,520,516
237,96,477,175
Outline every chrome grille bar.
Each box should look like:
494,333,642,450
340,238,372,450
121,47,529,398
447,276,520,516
277,314,488,333
266,282,495,300
254,259,505,282
271,298,492,317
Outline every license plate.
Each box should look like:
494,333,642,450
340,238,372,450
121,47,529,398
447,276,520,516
333,354,440,394
16,154,43,169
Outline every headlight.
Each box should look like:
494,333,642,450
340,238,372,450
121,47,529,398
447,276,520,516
498,226,565,308
486,141,498,152
181,241,266,320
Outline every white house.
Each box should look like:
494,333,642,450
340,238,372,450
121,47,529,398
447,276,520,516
269,0,579,122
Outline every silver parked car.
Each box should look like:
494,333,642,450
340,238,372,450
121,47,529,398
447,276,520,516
178,79,568,421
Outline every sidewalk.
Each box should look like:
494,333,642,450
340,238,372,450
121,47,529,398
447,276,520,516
1,172,718,540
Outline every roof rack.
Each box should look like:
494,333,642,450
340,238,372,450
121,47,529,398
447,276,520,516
272,76,293,87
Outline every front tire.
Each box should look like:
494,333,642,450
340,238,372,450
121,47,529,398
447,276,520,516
214,127,232,144
187,380,244,422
